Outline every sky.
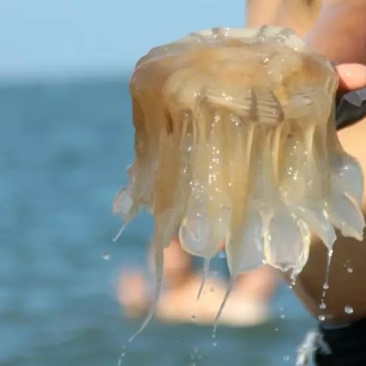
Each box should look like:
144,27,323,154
0,0,245,81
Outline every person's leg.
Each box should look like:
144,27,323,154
119,237,276,325
156,237,193,289
234,266,276,305
117,237,193,318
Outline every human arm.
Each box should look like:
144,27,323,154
246,0,366,323
305,0,366,89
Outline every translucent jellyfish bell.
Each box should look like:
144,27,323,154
114,26,365,332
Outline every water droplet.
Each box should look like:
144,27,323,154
319,250,333,316
344,305,354,314
283,354,290,362
211,329,218,346
280,314,285,319
318,315,326,321
274,327,279,332
118,346,127,366
290,273,297,287
101,252,111,260
347,267,354,273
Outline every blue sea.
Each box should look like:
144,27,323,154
0,76,316,366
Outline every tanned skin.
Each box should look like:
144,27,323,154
246,0,366,324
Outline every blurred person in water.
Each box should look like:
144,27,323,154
247,0,366,365
119,237,275,326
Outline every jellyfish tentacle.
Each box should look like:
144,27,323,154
129,238,164,343
114,27,366,340
213,277,236,331
196,258,211,301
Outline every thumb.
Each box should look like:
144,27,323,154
336,63,366,91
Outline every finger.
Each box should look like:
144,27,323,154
336,63,366,91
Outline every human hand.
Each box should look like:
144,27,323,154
335,64,366,91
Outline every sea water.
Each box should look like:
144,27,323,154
0,77,314,366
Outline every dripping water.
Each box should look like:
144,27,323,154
279,305,285,320
117,345,127,366
189,346,201,366
113,223,128,242
319,249,333,315
289,268,299,288
211,328,218,347
343,259,354,274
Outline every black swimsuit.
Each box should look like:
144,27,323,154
315,318,366,366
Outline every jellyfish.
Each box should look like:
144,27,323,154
114,26,365,337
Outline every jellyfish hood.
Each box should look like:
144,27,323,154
115,26,365,281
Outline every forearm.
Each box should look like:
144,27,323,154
307,0,366,64
245,0,281,26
